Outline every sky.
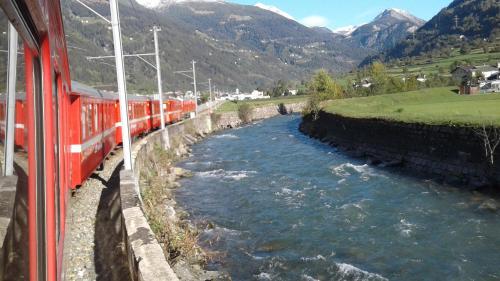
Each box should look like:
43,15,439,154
229,0,452,30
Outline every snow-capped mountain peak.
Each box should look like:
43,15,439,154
333,25,361,36
136,0,224,9
254,3,294,20
374,8,423,23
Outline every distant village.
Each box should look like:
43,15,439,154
452,62,500,95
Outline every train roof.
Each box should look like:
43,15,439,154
71,81,118,100
128,94,152,102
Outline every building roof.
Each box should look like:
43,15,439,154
473,65,499,72
451,66,474,73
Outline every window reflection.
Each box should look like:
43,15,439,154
0,14,30,280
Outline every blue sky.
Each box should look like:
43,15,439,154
228,0,452,30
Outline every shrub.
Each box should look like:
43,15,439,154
210,112,222,127
237,103,254,123
302,95,321,120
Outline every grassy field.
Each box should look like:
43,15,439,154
386,51,500,76
216,95,308,113
324,87,500,126
337,50,500,84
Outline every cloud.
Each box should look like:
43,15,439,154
300,15,329,27
255,3,294,20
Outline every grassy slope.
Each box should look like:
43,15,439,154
216,96,308,113
387,51,500,76
338,50,500,84
324,87,500,126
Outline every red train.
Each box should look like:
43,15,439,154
69,81,195,188
0,1,196,280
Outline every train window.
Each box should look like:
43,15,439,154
53,74,60,245
1,18,8,173
81,102,86,140
103,103,107,128
94,103,98,132
0,14,32,279
87,103,92,136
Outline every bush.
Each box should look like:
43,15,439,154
237,103,254,123
302,95,321,120
211,112,221,127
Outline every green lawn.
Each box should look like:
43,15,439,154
337,51,500,82
216,95,309,113
386,51,500,76
324,87,500,126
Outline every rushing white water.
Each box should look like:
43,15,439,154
176,115,500,281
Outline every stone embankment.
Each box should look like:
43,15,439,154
120,102,304,281
215,102,305,129
300,111,500,189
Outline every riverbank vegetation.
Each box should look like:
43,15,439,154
140,145,209,268
237,103,254,123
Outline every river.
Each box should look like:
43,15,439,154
176,115,500,281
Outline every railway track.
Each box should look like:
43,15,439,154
63,148,132,281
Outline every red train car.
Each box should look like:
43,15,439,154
0,93,26,149
167,98,183,123
115,95,152,144
69,81,118,188
1,1,201,279
182,99,196,118
150,99,161,129
1,0,73,280
14,93,27,149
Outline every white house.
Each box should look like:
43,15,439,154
473,65,499,79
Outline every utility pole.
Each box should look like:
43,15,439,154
174,61,198,115
192,60,197,114
110,0,132,170
208,78,212,103
153,26,170,148
4,23,17,176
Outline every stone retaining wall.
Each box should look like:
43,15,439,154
300,112,500,189
215,102,305,129
119,114,213,281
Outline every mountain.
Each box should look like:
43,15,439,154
371,0,500,62
333,25,360,36
343,8,425,51
254,2,294,20
62,0,370,93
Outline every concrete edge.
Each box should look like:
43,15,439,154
120,129,180,281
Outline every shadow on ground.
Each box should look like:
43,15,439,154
93,161,134,281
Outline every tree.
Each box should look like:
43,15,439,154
237,103,254,123
460,44,471,55
369,61,389,95
271,80,288,98
474,124,500,166
307,70,343,101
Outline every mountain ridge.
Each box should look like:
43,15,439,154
63,0,369,93
343,8,425,51
365,0,500,64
